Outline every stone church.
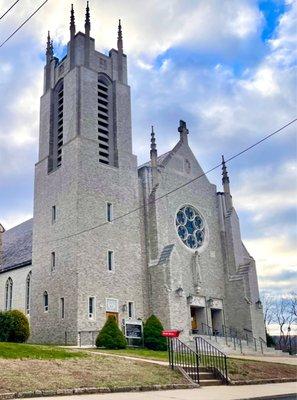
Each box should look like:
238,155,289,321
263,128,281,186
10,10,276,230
0,5,266,346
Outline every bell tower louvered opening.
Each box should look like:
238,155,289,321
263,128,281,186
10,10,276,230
48,79,64,173
98,76,112,165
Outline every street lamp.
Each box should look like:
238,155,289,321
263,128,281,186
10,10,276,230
288,326,292,355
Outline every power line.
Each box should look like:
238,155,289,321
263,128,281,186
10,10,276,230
0,0,48,49
0,0,21,21
50,117,296,244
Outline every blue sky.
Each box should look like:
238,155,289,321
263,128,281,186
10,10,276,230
0,1,296,316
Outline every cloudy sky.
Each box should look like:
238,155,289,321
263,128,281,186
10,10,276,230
0,1,296,304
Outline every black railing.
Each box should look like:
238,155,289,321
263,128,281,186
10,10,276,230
195,336,228,384
167,337,200,384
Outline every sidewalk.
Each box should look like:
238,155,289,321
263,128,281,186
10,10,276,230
28,382,297,400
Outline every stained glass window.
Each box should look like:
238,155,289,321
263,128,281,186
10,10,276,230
175,205,205,249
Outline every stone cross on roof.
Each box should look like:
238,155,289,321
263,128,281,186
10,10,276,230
178,120,189,142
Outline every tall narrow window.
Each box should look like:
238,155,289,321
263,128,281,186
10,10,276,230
51,252,56,272
88,297,95,319
44,291,49,312
5,277,13,311
60,297,65,319
48,79,64,172
128,301,134,319
25,272,31,315
52,205,56,223
98,75,114,165
107,250,114,271
106,202,113,222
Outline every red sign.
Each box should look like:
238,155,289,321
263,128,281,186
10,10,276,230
162,330,180,338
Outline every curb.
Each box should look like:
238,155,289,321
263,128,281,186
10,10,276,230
0,383,198,399
229,377,297,385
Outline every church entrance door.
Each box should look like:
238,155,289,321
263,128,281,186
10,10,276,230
190,306,206,334
211,309,222,335
106,312,119,324
190,307,198,331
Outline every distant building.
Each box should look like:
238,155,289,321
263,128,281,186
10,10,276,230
0,5,266,345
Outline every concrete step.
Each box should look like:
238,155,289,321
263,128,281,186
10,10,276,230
188,371,214,380
199,379,223,386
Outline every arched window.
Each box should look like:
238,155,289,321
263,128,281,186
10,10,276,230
5,277,13,311
25,272,31,315
43,291,49,312
48,79,64,172
98,75,114,165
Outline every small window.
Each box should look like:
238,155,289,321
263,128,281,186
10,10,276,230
106,203,113,222
44,291,49,312
5,277,13,311
25,272,31,315
128,301,134,319
88,297,95,319
107,250,114,271
60,297,65,319
51,252,56,272
52,205,56,223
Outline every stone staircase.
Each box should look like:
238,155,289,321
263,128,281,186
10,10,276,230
188,334,284,356
183,365,222,386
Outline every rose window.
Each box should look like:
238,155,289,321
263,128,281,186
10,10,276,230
175,205,205,249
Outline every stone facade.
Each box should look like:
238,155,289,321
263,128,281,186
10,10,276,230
0,6,266,345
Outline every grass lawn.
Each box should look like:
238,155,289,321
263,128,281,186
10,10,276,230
0,343,187,394
0,342,87,360
89,347,297,382
227,357,297,382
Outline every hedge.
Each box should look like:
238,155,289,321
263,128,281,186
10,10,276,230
0,310,30,343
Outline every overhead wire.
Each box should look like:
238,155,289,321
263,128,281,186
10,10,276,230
0,0,49,49
48,118,297,244
0,0,21,21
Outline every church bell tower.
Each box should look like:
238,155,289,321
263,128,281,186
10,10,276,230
31,4,145,344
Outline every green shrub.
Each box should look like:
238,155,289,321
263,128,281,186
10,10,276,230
0,311,13,342
266,332,275,348
96,316,127,349
0,310,30,343
143,315,167,351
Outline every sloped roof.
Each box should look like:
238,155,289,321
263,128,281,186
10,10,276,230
138,151,171,169
0,219,33,273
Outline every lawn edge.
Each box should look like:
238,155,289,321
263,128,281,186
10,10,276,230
0,384,198,399
229,377,297,385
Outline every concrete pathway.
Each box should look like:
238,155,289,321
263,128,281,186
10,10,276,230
231,355,297,366
87,350,168,366
29,382,297,400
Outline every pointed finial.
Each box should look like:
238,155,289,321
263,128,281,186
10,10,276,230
150,126,157,155
117,19,123,52
70,4,76,39
85,1,90,36
222,155,230,184
46,31,53,63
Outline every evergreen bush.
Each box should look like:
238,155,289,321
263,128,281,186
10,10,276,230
96,316,127,349
0,311,12,342
143,314,167,351
0,310,30,343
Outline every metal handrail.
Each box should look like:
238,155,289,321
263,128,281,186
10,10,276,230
201,322,212,337
195,336,228,384
167,337,200,384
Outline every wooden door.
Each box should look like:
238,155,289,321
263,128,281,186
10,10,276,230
191,308,197,330
106,312,119,324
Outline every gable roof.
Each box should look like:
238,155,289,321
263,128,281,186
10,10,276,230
0,219,33,273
